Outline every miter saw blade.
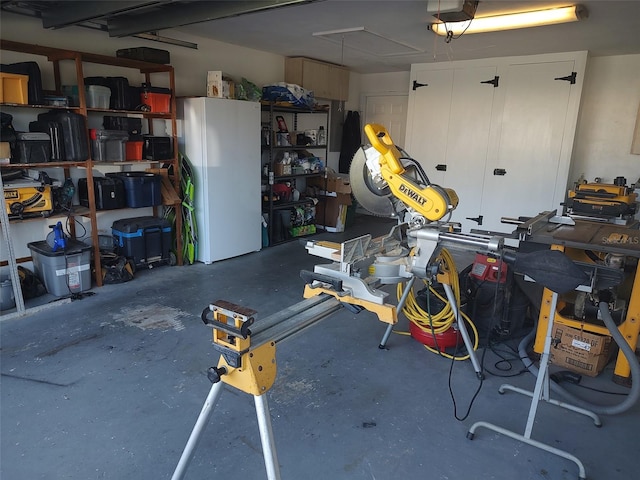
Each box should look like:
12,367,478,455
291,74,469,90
349,146,397,217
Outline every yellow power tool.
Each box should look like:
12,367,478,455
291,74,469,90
349,123,458,223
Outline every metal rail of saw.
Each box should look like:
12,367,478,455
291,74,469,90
172,294,343,480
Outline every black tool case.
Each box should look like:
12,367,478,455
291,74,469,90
112,216,172,267
78,176,127,210
116,47,170,64
29,120,65,161
36,110,88,161
142,135,172,160
0,61,44,105
103,116,142,135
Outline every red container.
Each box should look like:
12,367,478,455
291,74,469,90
140,86,171,113
126,141,143,161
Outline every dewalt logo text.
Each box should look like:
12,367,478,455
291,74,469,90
398,184,427,206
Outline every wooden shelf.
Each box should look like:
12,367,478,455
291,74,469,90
1,40,183,299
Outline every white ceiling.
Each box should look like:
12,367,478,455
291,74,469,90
175,0,640,73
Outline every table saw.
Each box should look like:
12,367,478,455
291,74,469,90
514,211,640,384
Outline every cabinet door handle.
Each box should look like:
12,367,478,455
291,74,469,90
435,164,447,171
493,168,506,176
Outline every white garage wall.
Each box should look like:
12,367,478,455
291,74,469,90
570,54,640,186
0,13,285,95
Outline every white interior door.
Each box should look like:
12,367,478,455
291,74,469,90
364,94,408,150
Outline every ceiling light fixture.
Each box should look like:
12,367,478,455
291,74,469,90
429,5,588,36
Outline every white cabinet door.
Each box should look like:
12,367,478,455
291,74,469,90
405,52,587,234
406,65,499,231
405,68,454,186
440,66,498,231
480,60,577,233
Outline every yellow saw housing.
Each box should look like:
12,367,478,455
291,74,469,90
363,123,458,222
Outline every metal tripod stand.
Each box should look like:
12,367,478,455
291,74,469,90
467,289,600,480
172,375,281,480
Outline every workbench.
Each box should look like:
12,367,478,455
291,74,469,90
517,213,640,384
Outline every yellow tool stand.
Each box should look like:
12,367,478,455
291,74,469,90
533,244,640,383
517,214,640,384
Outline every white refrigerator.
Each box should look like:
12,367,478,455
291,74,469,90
179,97,261,264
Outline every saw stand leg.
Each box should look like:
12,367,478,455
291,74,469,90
441,282,482,379
172,381,281,480
378,277,483,380
379,276,415,349
467,292,600,480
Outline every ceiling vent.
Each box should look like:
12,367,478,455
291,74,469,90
312,27,423,57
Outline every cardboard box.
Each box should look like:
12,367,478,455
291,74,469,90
315,192,352,232
274,163,292,176
207,71,234,99
549,324,613,377
308,171,351,194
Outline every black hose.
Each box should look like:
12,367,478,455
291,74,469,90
518,302,640,415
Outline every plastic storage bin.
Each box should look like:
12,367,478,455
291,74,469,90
0,275,16,310
61,85,80,106
90,129,128,161
0,62,43,104
108,171,162,207
86,85,111,109
16,132,51,163
0,72,28,104
27,239,92,296
85,77,132,110
112,216,171,267
140,84,171,113
126,140,143,161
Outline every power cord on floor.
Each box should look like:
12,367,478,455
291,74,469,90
448,334,486,422
394,248,486,421
550,370,629,396
483,335,530,378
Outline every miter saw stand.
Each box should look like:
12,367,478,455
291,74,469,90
171,221,505,480
302,221,506,379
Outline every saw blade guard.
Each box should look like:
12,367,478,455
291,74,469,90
349,146,397,217
350,123,459,223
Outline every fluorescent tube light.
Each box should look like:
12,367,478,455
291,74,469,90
430,5,587,36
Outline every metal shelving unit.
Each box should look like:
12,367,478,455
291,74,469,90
261,102,328,246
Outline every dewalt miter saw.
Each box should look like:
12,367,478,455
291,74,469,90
303,124,505,376
349,123,459,225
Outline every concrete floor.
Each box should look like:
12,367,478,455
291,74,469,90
1,214,638,480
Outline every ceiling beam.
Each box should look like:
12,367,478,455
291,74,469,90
106,0,317,37
41,1,168,29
